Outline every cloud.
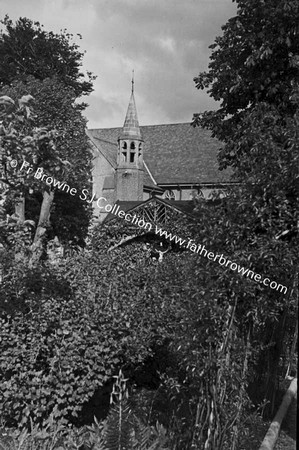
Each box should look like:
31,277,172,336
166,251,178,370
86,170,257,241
83,0,237,127
0,0,237,127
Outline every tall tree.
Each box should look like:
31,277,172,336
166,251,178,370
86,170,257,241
193,0,299,131
193,0,299,415
0,77,93,262
193,0,299,243
0,16,95,98
0,16,95,261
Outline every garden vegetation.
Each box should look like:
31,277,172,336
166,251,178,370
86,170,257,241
0,1,298,449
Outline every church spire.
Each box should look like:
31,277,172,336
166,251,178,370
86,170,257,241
115,76,144,201
119,74,142,140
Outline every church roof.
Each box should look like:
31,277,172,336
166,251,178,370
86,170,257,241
92,137,117,168
88,123,232,185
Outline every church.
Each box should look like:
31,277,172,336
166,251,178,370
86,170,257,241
87,81,235,224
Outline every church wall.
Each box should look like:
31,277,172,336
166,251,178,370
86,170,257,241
91,152,115,220
115,168,143,201
94,188,114,221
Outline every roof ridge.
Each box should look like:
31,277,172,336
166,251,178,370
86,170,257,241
88,122,194,131
141,122,193,127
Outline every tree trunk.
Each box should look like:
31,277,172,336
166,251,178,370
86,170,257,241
15,193,25,222
29,189,54,267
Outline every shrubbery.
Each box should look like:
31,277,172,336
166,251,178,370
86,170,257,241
0,2,298,448
0,217,266,447
0,195,297,448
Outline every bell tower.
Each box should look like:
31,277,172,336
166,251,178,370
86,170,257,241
115,76,144,201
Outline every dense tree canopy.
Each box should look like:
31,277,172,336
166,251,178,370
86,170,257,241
0,16,95,256
0,82,92,261
193,0,299,239
0,16,95,98
194,0,299,128
193,0,299,418
0,77,93,246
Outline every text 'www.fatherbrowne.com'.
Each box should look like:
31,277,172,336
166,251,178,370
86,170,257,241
12,160,288,295
107,204,287,295
153,225,288,294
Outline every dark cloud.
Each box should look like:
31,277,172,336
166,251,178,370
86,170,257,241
84,0,236,126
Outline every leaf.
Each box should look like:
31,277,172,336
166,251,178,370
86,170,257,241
18,95,34,106
0,96,14,106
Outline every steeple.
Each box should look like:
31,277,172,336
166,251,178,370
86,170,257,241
119,72,142,140
115,76,144,202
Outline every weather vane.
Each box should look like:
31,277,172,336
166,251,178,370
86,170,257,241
131,69,134,93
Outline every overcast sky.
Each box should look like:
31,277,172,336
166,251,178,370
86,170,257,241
0,0,236,129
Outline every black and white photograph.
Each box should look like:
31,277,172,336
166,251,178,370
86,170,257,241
0,0,297,448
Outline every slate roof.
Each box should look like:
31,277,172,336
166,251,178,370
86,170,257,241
93,137,117,168
88,123,232,185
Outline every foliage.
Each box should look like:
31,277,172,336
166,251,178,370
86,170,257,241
0,226,176,427
0,371,170,450
0,77,93,247
0,92,58,262
193,0,299,426
0,14,94,254
102,369,169,450
0,92,58,195
0,15,95,98
193,0,299,137
2,204,294,446
1,4,298,447
0,264,121,425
